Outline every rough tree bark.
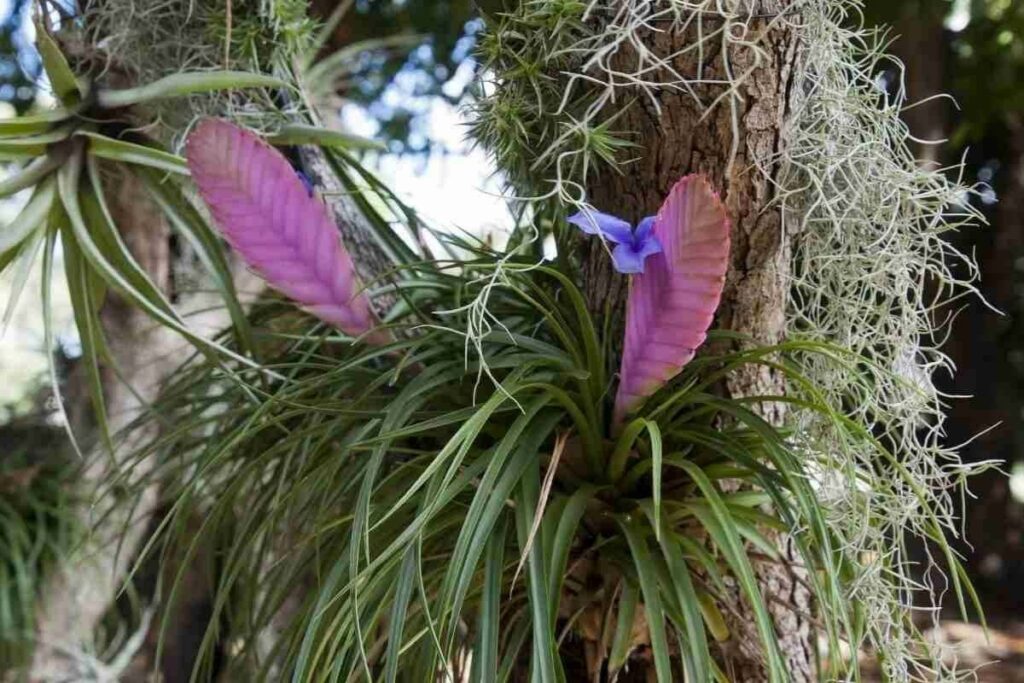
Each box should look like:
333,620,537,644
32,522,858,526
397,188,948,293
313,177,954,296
582,3,811,680
29,169,179,681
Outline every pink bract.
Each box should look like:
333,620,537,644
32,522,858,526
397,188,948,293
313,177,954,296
185,118,385,343
614,174,731,424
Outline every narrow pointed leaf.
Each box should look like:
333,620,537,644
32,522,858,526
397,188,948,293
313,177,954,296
266,124,386,152
185,118,384,341
0,108,72,136
608,580,638,672
0,128,72,158
135,167,254,355
96,71,285,108
34,22,81,105
614,174,731,423
0,178,55,253
78,132,189,175
0,155,62,198
1,227,43,334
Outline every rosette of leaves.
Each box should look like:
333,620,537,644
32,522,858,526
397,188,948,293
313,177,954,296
114,240,976,680
0,24,391,452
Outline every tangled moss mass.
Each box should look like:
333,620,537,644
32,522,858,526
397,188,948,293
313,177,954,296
75,0,314,135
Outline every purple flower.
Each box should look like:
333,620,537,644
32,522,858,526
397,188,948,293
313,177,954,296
295,170,315,197
568,209,663,274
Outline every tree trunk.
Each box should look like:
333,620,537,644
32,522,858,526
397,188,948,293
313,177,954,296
29,169,179,681
582,3,811,680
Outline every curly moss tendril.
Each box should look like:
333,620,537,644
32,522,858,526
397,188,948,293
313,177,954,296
76,0,314,139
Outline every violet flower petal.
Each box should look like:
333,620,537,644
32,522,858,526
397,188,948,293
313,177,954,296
568,209,633,244
635,216,657,242
611,243,648,274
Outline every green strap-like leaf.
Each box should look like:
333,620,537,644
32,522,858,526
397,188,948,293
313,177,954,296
56,148,258,373
515,463,562,683
34,22,80,105
61,227,114,457
1,223,43,334
657,529,713,681
382,546,418,683
134,167,254,355
0,108,73,136
546,485,597,624
0,128,72,159
79,132,189,175
617,517,674,682
40,211,84,459
267,124,386,152
607,579,639,672
0,155,62,198
96,71,287,108
674,459,788,682
0,178,55,254
471,518,507,683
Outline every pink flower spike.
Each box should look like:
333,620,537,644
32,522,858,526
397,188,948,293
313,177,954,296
185,119,387,344
613,174,731,424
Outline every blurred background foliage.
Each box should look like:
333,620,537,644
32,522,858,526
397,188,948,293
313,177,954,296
0,0,37,114
308,0,480,152
2,0,1024,675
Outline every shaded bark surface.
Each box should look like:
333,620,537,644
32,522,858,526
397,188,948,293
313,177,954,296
30,169,177,681
582,3,811,680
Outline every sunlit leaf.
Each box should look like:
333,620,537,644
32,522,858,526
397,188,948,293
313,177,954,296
79,132,189,175
267,124,386,152
96,71,287,108
34,22,81,105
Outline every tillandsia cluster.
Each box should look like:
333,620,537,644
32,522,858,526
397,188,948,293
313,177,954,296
468,0,993,678
0,1,992,682
108,118,887,681
69,0,316,137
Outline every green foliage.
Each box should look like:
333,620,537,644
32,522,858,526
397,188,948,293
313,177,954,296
308,0,479,151
0,53,294,456
102,238,975,679
863,0,1024,138
0,4,992,680
0,418,77,670
468,0,595,208
953,0,1024,137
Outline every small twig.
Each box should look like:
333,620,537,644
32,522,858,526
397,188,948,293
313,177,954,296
512,430,570,588
224,0,232,69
